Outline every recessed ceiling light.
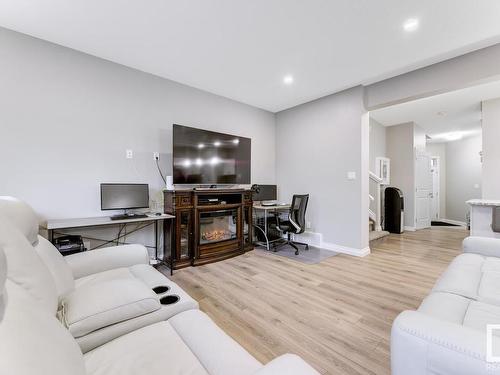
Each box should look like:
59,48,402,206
232,139,239,145
403,18,419,32
283,75,294,85
197,143,205,149
213,141,221,147
445,132,463,141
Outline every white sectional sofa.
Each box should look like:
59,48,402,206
392,236,500,375
0,196,319,375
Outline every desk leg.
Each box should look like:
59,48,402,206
264,211,270,250
154,220,158,262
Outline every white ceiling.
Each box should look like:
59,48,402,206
1,1,500,112
371,79,500,142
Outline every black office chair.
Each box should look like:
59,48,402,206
273,194,309,255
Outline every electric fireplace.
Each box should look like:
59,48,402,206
199,209,238,245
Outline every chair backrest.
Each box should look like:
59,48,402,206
0,196,75,299
0,248,86,375
289,194,309,234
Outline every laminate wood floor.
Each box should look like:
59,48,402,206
164,227,467,375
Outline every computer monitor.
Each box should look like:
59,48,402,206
100,183,149,211
252,185,277,201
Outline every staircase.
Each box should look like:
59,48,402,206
369,172,389,243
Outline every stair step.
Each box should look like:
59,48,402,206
369,230,390,242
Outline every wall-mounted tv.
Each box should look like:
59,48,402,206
172,124,251,185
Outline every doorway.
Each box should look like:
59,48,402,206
430,157,440,220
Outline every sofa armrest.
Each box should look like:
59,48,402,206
253,354,320,375
65,244,149,279
463,236,500,257
392,310,500,375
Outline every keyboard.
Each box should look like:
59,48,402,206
110,214,148,221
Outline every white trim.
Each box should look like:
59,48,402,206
404,226,417,231
437,218,467,227
294,231,371,257
321,241,371,257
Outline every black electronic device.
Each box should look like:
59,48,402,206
252,184,277,202
172,124,251,185
101,184,149,220
52,235,86,256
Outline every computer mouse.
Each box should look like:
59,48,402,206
155,212,162,216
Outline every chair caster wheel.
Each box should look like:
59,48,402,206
295,250,299,255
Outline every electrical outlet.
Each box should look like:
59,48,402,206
347,171,356,180
126,149,133,159
153,152,160,161
306,221,312,229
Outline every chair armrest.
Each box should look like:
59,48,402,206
253,354,320,375
392,310,500,375
65,244,149,279
463,236,500,257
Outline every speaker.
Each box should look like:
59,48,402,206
166,175,174,190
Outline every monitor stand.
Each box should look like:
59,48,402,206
110,211,148,221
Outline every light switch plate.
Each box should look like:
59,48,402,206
347,171,356,180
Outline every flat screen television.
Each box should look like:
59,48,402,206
173,124,251,185
100,183,149,210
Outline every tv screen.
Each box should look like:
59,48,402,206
173,124,251,185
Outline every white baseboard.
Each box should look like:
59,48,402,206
404,226,416,232
438,218,467,227
292,231,370,257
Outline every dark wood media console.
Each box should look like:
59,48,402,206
164,189,253,270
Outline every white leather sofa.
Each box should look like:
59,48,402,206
392,236,500,375
0,197,320,374
0,196,198,352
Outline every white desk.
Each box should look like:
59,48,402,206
253,204,290,250
44,214,175,268
467,199,500,239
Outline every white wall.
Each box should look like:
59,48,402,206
386,123,415,228
445,135,482,222
275,87,369,254
369,118,386,173
0,28,276,221
426,143,447,219
482,98,500,199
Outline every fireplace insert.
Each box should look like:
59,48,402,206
199,209,238,245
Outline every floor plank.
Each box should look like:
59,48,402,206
163,227,467,375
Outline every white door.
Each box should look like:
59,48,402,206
415,151,433,229
430,157,440,220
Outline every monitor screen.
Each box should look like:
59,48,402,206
253,185,277,201
173,124,251,184
100,183,149,210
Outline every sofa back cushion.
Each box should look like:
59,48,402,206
0,196,40,246
35,235,75,299
0,216,58,314
0,279,86,375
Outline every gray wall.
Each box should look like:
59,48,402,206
445,135,483,222
482,98,500,199
426,143,447,219
369,118,386,173
275,87,369,252
0,28,276,221
386,123,415,228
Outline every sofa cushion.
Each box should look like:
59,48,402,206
169,310,263,375
419,292,500,337
84,321,209,375
0,280,86,375
61,278,161,338
0,216,58,314
433,253,500,306
35,235,75,299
